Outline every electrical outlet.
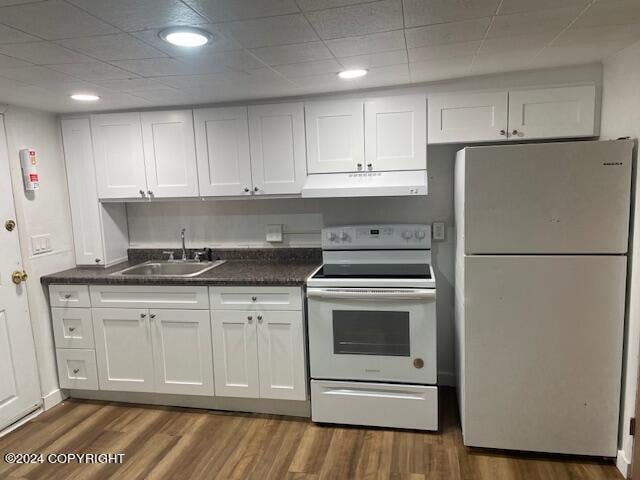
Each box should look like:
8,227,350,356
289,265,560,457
432,222,445,241
31,234,52,254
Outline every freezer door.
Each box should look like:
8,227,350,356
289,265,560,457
460,255,626,456
460,140,632,254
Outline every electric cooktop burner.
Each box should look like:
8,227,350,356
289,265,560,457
313,263,432,279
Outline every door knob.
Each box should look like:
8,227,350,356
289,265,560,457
11,270,27,285
5,219,16,231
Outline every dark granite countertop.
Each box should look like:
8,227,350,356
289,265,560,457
41,248,322,287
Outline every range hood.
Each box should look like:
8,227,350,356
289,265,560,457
301,170,428,198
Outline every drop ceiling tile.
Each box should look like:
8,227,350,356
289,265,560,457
216,14,318,48
274,58,343,78
46,62,135,81
572,0,640,28
90,77,166,92
154,72,241,89
183,0,299,22
486,7,582,38
338,49,407,68
176,50,265,73
58,34,168,62
0,24,40,44
405,17,490,48
297,0,373,11
0,0,45,5
531,42,625,68
131,26,240,56
306,0,403,40
250,42,333,66
409,55,473,82
325,30,405,57
127,86,191,102
403,0,500,28
67,0,209,31
0,0,118,40
0,42,94,65
408,41,481,62
0,53,31,68
478,34,555,55
498,0,590,15
0,65,90,87
471,51,538,74
554,23,640,46
110,58,204,76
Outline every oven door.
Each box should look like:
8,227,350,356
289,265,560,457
307,287,437,384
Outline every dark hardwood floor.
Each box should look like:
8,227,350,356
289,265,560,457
0,388,622,479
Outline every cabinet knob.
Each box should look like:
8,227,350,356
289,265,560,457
244,187,250,192
64,293,72,299
150,313,156,319
357,163,363,170
73,368,80,374
68,327,76,332
140,313,147,319
253,187,259,192
147,190,153,196
499,129,506,136
251,296,257,302
257,315,263,323
139,189,145,196
512,129,519,135
95,258,101,264
367,163,373,170
247,315,253,323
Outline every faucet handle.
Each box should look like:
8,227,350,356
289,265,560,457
194,250,208,262
162,250,175,261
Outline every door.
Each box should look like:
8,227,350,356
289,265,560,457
61,118,105,265
91,112,147,199
307,288,437,384
248,103,307,195
365,95,427,172
460,140,633,254
211,310,259,398
305,99,364,174
150,309,214,395
0,115,41,430
508,85,596,140
257,310,306,400
141,110,199,198
194,107,253,196
428,91,508,144
462,255,626,456
92,308,154,392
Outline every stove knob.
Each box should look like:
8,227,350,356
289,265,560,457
340,232,349,241
415,230,426,240
402,230,413,240
326,232,338,241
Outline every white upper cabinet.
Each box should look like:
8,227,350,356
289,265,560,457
194,107,253,197
257,310,306,401
428,91,509,144
365,95,427,172
211,310,260,398
305,99,365,174
141,110,198,198
507,85,596,140
248,103,307,195
91,112,147,199
150,309,214,396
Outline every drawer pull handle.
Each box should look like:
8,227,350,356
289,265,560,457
72,368,80,374
64,294,72,299
140,313,147,319
68,327,76,332
251,296,257,301
150,314,156,319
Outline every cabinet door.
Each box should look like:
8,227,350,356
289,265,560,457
248,103,307,195
150,309,213,395
508,85,596,140
92,308,154,392
141,110,199,198
211,310,259,398
194,107,253,197
365,95,427,172
91,112,147,199
305,100,364,174
428,91,508,144
61,118,105,265
257,311,306,400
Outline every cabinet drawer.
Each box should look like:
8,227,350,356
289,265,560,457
311,380,438,431
56,349,99,390
210,286,302,310
90,285,209,309
51,308,94,349
49,285,91,308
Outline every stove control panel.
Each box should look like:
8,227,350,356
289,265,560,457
322,224,431,250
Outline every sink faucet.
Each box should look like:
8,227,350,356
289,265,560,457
180,228,187,261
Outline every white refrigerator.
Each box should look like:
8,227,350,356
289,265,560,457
454,140,633,456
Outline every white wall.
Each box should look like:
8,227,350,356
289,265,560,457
3,106,75,407
601,39,640,476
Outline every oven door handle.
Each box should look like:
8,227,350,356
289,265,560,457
307,288,436,300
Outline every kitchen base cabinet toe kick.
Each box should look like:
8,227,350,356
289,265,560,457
49,284,309,418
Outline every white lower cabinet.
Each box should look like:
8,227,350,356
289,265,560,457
151,309,214,396
92,308,155,393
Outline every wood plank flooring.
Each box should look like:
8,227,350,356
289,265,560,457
0,388,622,480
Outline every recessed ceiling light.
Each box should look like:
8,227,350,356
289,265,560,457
338,69,368,79
159,27,212,47
70,93,100,102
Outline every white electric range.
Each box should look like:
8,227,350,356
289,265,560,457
306,224,438,431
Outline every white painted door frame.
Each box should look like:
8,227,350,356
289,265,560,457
0,113,42,431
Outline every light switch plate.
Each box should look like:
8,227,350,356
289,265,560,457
432,222,445,241
31,233,52,254
266,224,283,243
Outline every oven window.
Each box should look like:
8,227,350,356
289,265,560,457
332,310,410,356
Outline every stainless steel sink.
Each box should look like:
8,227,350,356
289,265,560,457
112,260,226,277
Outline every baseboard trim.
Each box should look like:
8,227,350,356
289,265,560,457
617,449,630,478
42,389,67,411
438,371,456,387
0,407,42,438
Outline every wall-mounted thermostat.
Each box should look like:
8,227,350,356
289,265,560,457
19,148,39,191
